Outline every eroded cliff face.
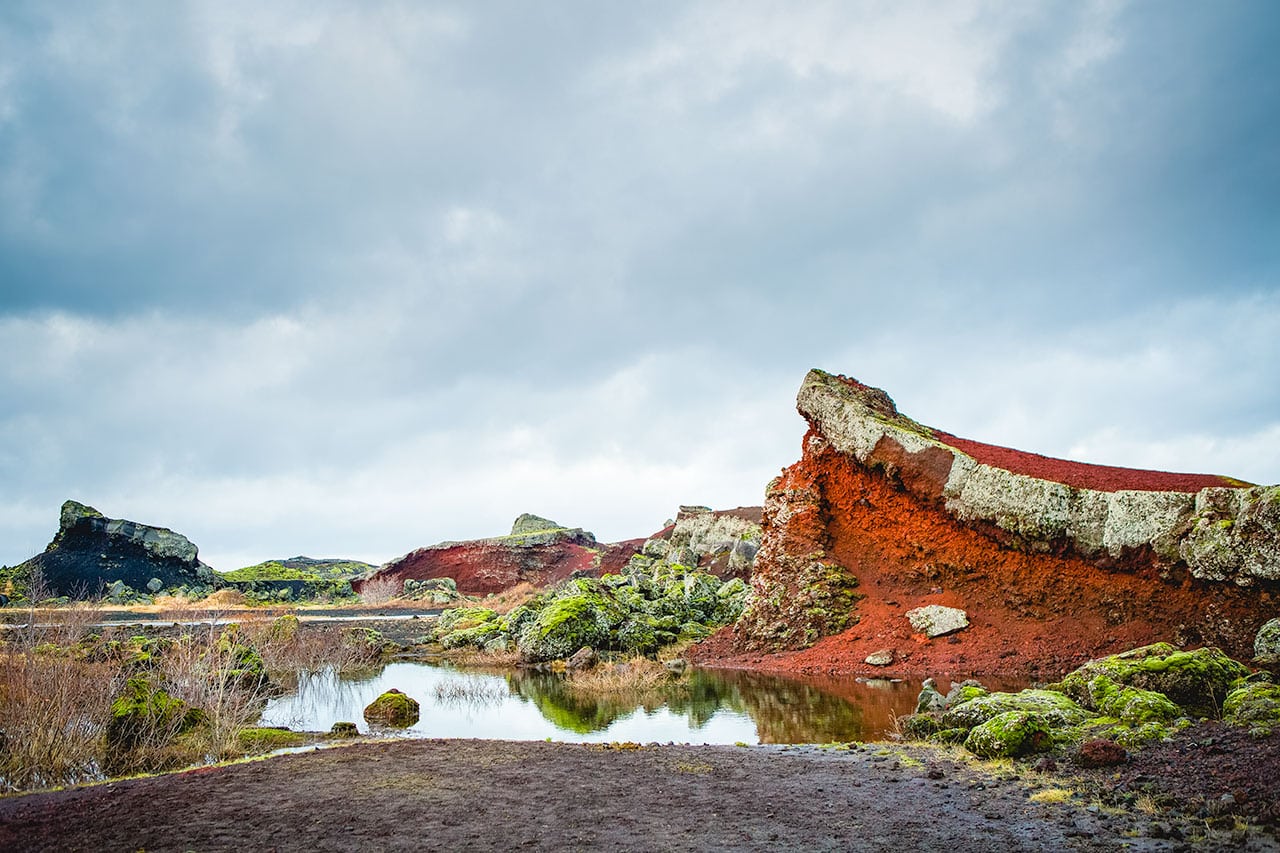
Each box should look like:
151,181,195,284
716,370,1279,677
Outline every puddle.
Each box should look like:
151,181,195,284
258,662,997,744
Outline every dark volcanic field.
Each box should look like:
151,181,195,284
1,737,1275,852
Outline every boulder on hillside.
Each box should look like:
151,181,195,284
12,500,218,601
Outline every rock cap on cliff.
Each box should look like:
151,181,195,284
798,369,1278,584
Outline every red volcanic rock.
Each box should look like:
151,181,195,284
700,369,1279,679
354,515,645,596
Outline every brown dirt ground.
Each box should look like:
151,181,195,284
1,738,1275,852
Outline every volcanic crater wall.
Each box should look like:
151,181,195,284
730,369,1279,675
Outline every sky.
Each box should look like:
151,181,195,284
1,1,1277,571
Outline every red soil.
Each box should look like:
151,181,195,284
365,539,642,596
694,439,1274,680
932,430,1246,493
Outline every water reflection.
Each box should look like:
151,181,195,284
260,662,958,744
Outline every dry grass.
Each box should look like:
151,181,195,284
565,657,675,695
358,576,402,605
0,650,117,791
432,676,507,707
1029,788,1075,804
478,582,541,615
442,647,522,668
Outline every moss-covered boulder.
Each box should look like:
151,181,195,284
106,676,203,750
963,711,1052,758
518,584,626,663
1256,618,1280,664
1068,675,1181,725
1055,643,1249,715
1223,682,1280,736
214,629,267,689
363,689,420,727
942,689,1093,730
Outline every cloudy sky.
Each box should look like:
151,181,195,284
1,1,1277,571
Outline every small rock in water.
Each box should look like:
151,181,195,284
865,649,894,667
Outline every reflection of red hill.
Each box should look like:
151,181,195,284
933,430,1245,493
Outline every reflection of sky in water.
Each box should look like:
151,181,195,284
259,662,761,744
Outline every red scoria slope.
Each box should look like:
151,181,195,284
693,371,1276,679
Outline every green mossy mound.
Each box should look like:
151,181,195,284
431,560,750,662
106,676,203,751
363,689,420,728
1223,682,1280,736
941,689,1093,730
1256,618,1280,664
903,642,1259,760
963,711,1052,758
1054,642,1249,715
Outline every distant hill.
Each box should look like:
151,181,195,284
218,557,376,583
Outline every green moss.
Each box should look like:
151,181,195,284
1055,642,1249,715
963,711,1052,758
1223,682,1280,736
363,689,420,727
1079,675,1181,725
106,676,203,751
942,689,1092,730
237,726,308,752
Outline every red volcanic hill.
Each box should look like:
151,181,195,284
696,369,1279,679
353,507,765,597
353,514,642,597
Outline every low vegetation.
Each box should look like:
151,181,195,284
0,610,389,793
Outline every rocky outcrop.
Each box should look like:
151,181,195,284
353,515,645,596
639,506,763,579
721,369,1279,675
13,500,218,600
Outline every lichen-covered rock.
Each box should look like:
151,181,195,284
1055,643,1249,715
906,605,969,638
916,678,946,713
942,689,1093,730
865,649,894,666
1256,618,1280,663
363,689,420,727
106,675,202,750
963,711,1051,758
944,680,989,707
1180,486,1280,583
1223,682,1280,736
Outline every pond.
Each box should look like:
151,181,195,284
259,662,974,744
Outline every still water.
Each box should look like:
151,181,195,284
259,662,933,744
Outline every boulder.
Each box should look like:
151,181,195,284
1223,682,1280,736
106,675,203,751
962,711,1051,758
330,721,360,737
906,605,969,638
363,689,420,728
1055,643,1249,715
942,689,1093,730
915,678,945,713
566,647,598,670
1256,618,1280,663
865,649,894,667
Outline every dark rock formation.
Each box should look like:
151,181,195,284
711,369,1279,676
15,500,218,599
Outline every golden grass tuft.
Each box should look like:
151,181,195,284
479,582,541,615
565,657,675,695
1029,788,1074,804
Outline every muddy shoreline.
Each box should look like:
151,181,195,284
2,737,1274,852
